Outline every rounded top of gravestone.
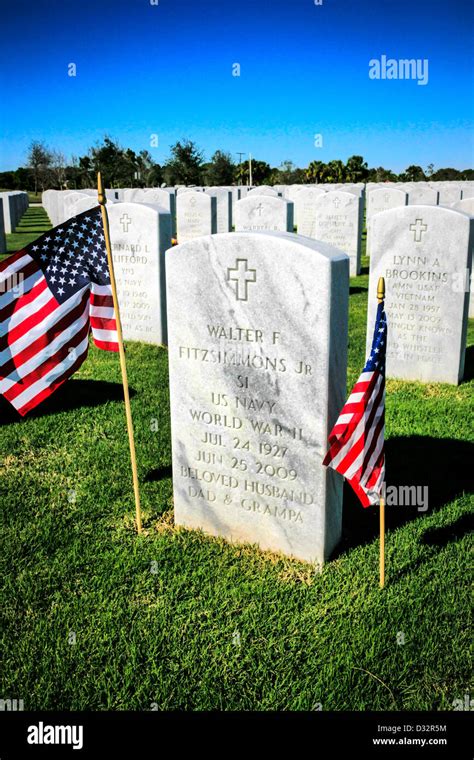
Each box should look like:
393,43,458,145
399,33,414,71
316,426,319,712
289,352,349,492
247,187,278,197
451,198,474,215
109,200,172,218
237,193,291,206
293,187,326,199
178,190,213,205
313,189,360,207
370,204,472,258
168,230,350,265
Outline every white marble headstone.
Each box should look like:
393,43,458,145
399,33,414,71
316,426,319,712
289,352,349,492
367,205,472,384
205,188,233,233
292,187,326,237
177,191,217,243
407,186,438,206
107,202,172,345
143,189,177,236
166,231,350,564
0,198,6,254
234,195,294,233
311,191,362,276
366,188,408,256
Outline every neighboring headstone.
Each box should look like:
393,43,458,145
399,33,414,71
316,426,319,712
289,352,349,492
366,188,408,255
407,186,438,205
123,189,147,203
436,185,462,205
0,193,16,233
292,187,326,236
367,205,472,385
311,190,362,276
166,231,350,564
234,195,294,233
0,198,6,254
107,202,172,345
56,190,78,224
247,187,278,197
177,186,204,194
143,189,177,235
176,191,217,243
63,192,90,221
72,196,108,216
367,187,408,218
451,198,474,215
205,188,233,233
451,198,474,318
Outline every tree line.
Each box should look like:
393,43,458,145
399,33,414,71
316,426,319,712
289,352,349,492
0,137,472,192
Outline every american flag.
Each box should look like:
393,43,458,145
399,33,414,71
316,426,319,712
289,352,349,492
0,207,118,416
323,298,387,507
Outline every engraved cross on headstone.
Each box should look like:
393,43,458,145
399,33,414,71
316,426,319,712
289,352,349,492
332,197,341,209
227,258,257,301
255,202,264,216
410,218,428,242
120,213,132,233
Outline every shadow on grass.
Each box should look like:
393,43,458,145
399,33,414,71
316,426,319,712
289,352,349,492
420,513,473,547
350,286,368,295
0,379,135,425
333,435,474,557
145,465,173,482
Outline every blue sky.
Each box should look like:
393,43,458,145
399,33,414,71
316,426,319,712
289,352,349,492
0,0,473,172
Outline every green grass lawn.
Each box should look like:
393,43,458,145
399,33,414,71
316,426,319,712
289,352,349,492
0,209,472,711
1,205,51,261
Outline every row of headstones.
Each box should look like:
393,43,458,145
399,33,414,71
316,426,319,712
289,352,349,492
39,191,472,564
166,205,472,564
41,182,474,230
47,197,471,386
0,191,29,253
43,183,473,275
42,187,364,277
42,187,474,320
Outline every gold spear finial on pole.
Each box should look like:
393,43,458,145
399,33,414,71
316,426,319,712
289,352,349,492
97,172,143,534
377,276,385,303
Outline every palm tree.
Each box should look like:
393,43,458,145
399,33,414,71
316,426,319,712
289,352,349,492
305,160,326,183
345,155,369,182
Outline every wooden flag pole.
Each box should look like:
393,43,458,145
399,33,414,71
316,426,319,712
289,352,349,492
97,173,142,534
377,275,385,588
379,496,385,588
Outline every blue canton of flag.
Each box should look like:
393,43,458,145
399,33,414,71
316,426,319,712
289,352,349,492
0,206,118,416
